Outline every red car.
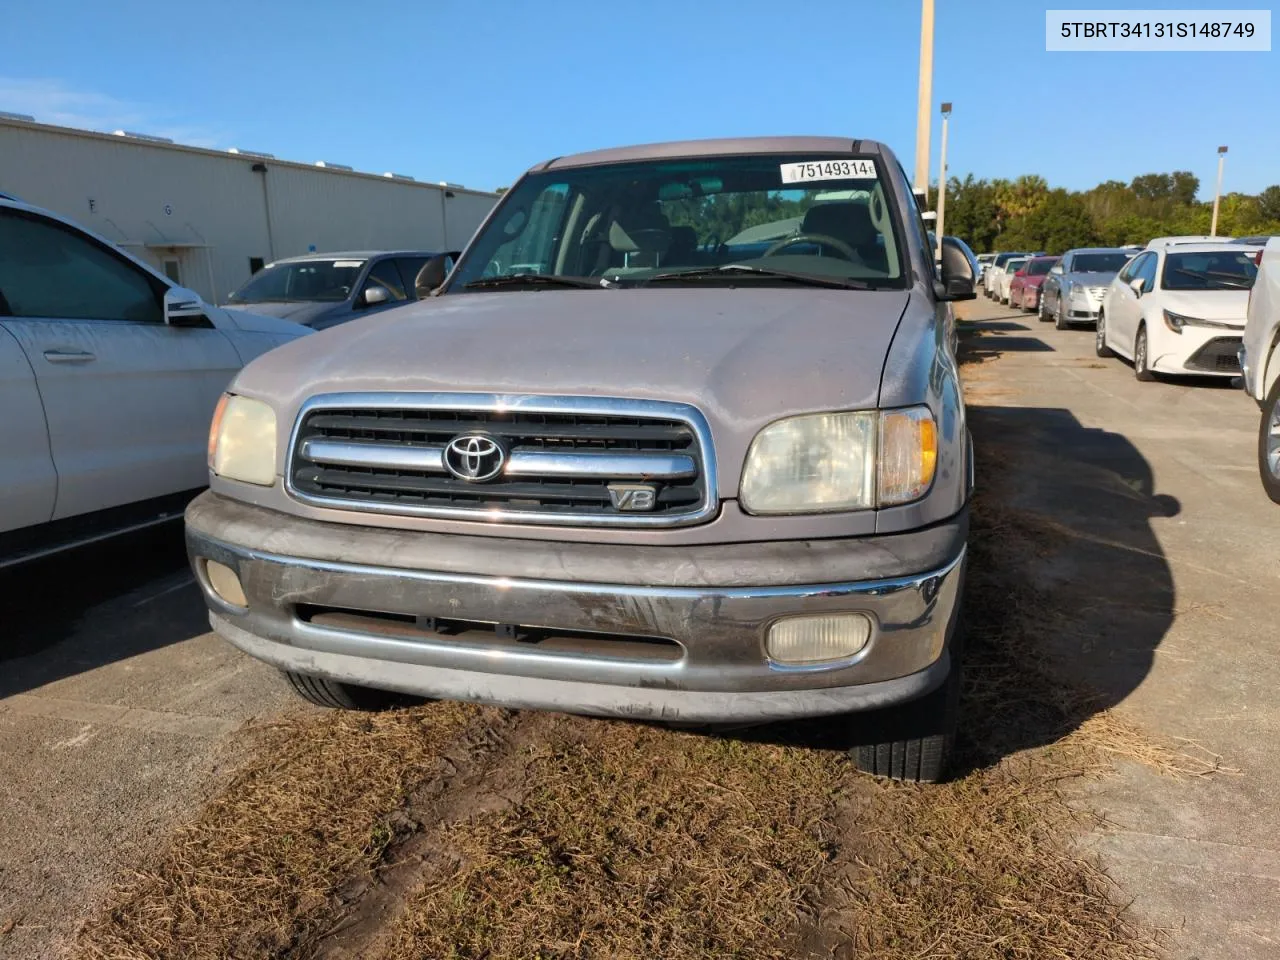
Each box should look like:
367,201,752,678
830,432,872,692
1009,256,1060,312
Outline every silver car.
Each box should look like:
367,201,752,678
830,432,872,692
1038,248,1135,329
186,136,976,782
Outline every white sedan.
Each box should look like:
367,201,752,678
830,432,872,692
1095,242,1259,381
996,257,1028,304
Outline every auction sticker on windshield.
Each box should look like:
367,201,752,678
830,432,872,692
780,159,877,183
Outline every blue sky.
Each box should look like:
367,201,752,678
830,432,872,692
1,0,1275,198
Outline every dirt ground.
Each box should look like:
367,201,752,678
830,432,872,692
3,296,1276,958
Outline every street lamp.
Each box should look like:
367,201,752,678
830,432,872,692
1210,145,1228,237
914,0,935,192
935,102,952,264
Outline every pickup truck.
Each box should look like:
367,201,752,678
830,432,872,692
0,197,309,567
186,136,976,782
1241,237,1280,503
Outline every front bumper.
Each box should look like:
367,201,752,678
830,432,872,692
186,493,967,723
1154,332,1243,377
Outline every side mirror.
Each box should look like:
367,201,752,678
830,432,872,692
163,286,209,326
360,284,393,308
415,251,459,297
935,237,977,301
1128,277,1146,297
1050,265,1064,275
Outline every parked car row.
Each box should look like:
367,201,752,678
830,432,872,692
972,234,1277,506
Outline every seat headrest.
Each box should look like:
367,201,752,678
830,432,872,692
609,204,671,254
800,202,877,248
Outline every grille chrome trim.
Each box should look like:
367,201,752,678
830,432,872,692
302,440,696,480
285,392,719,528
303,439,445,472
504,451,696,479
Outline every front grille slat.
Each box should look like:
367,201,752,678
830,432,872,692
305,413,693,447
289,398,712,526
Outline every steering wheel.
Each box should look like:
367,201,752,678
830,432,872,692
764,233,857,261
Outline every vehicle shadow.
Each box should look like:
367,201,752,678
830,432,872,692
962,334,1055,362
0,525,206,698
709,375,1177,776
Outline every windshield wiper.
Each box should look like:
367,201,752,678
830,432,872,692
641,264,871,290
1172,268,1252,289
463,274,612,290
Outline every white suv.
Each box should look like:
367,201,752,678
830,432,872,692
0,197,311,567
1241,238,1280,502
1096,242,1259,381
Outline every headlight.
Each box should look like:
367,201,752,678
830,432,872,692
1069,285,1090,302
1163,309,1237,334
209,394,277,486
740,406,937,515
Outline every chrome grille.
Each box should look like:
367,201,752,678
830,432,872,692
286,394,717,527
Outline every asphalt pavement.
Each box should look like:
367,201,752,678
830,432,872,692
959,293,1280,959
0,527,292,959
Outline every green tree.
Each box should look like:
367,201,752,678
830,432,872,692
1257,185,1280,222
1170,171,1200,206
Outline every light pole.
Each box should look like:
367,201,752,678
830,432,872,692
1210,145,1228,237
914,0,935,193
935,102,951,264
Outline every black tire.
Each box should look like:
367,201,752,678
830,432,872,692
852,649,961,783
1134,325,1155,381
283,670,414,710
1054,297,1069,330
1095,309,1113,357
1260,374,1280,504
1039,294,1052,322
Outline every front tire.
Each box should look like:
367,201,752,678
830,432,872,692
1054,297,1069,330
1095,309,1114,357
1038,295,1052,322
852,654,960,783
1134,325,1155,381
283,670,416,710
1260,374,1280,504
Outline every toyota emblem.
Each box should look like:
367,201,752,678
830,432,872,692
443,434,506,482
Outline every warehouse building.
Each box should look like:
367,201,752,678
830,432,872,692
0,113,498,303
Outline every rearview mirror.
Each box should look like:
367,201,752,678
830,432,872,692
163,286,209,327
360,284,393,307
415,251,460,297
1128,277,1146,296
936,237,977,301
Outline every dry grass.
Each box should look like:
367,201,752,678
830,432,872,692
374,725,842,960
70,701,486,960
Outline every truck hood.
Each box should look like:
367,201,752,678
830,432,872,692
233,288,911,483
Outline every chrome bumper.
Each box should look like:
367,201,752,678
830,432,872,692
186,494,966,722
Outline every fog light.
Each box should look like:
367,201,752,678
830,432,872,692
205,559,247,608
766,613,872,665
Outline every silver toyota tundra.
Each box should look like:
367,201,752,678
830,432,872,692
186,136,977,781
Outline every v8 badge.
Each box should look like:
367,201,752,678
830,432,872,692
607,483,658,512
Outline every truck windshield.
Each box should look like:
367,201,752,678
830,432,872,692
229,259,366,303
447,154,908,291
